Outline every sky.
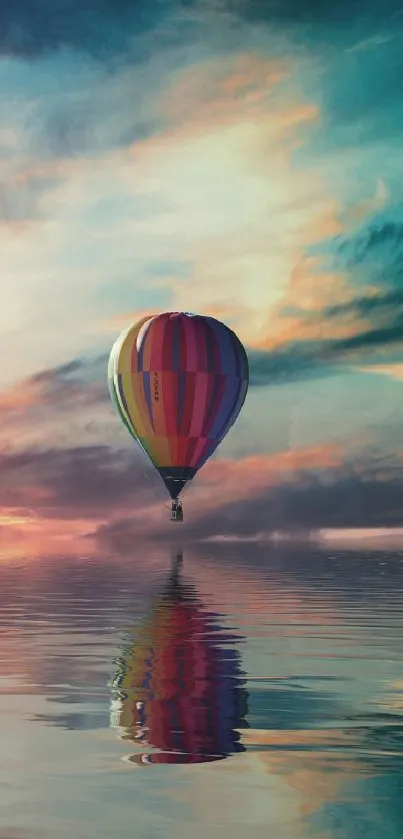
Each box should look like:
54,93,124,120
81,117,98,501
2,0,403,550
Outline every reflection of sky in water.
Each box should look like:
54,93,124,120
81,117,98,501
0,545,403,838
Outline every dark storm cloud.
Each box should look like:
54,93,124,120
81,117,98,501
325,288,403,319
89,448,403,544
1,318,400,440
231,1,403,150
0,0,172,60
0,0,246,62
0,353,109,422
0,342,347,420
238,0,403,27
248,347,341,386
1,0,400,62
332,216,403,276
319,33,403,146
0,352,117,448
246,213,403,387
31,354,109,404
2,0,402,168
160,460,403,540
0,444,159,517
247,313,403,386
34,357,87,381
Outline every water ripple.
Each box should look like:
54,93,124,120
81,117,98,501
1,545,403,837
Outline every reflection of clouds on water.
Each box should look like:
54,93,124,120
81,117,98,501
1,546,403,837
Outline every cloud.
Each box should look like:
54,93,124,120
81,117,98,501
245,206,403,385
237,0,403,150
325,287,403,319
0,0,170,60
93,445,403,546
321,27,403,148
238,0,403,28
361,362,403,381
1,0,403,395
0,443,159,522
248,319,403,386
1,30,393,389
200,456,403,536
4,345,399,548
0,55,165,165
0,355,118,451
2,0,400,65
332,213,403,275
0,357,102,412
0,367,377,544
0,344,352,461
0,416,345,536
157,52,293,138
0,167,62,228
0,46,329,384
183,443,344,509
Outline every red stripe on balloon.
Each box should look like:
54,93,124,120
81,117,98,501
188,371,209,437
162,371,178,436
184,436,199,467
180,372,196,436
176,436,189,466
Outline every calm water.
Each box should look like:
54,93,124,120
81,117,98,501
1,543,403,838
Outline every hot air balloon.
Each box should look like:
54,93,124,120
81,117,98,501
109,553,248,764
108,312,249,520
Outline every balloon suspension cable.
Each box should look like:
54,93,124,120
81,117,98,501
179,481,192,501
168,479,194,525
163,474,191,510
135,446,165,507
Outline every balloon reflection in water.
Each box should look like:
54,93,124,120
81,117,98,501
110,554,248,764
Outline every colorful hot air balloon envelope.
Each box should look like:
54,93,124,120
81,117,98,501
108,312,249,512
109,561,248,764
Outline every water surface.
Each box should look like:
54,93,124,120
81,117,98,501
1,543,403,838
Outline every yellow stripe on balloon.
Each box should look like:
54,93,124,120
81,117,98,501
141,435,169,467
111,318,150,438
115,318,153,439
119,367,147,438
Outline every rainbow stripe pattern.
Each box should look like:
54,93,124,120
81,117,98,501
108,311,249,499
110,574,248,763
